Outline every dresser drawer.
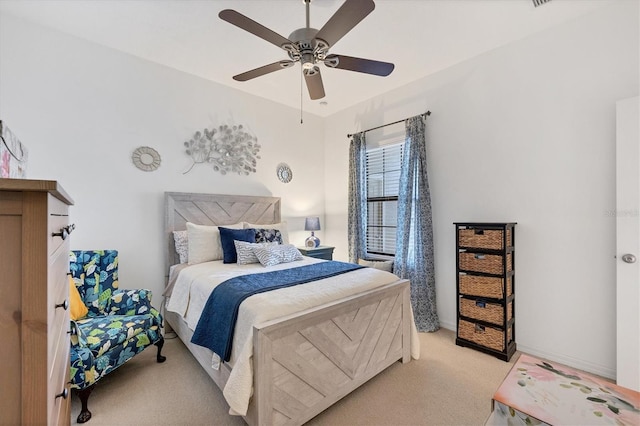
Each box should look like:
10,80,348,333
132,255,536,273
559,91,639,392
48,238,70,372
49,248,70,425
459,252,512,275
54,386,71,426
460,298,513,326
458,227,511,250
49,214,69,255
48,197,70,257
56,396,71,426
49,343,70,425
458,319,513,352
48,293,70,378
48,235,70,286
459,274,512,299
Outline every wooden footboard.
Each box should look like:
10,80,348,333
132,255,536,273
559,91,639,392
248,279,411,426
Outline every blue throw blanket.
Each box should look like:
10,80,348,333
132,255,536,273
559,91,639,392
191,261,364,361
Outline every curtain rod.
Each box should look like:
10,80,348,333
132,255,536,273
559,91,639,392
347,111,431,138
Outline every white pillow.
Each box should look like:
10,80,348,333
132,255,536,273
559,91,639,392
186,222,243,265
358,258,394,273
253,244,303,267
173,230,189,264
234,240,279,265
243,221,289,244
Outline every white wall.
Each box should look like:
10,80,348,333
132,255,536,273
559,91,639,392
324,1,638,379
0,13,326,305
1,1,637,381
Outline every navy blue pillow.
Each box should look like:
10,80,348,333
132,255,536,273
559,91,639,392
219,227,256,264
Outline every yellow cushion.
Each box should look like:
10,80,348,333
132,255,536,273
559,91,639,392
69,275,88,320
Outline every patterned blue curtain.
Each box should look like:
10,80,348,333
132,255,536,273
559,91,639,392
394,115,439,332
347,132,366,263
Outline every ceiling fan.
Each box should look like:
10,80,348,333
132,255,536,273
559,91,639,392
218,0,394,100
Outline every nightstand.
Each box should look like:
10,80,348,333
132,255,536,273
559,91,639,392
298,245,334,260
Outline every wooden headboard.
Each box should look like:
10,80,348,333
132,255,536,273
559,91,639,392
164,192,281,271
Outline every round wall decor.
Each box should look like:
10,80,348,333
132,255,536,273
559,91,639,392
276,163,292,183
132,146,161,172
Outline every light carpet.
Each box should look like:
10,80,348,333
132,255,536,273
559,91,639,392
71,328,518,425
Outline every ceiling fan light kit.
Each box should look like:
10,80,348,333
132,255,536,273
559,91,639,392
219,0,394,100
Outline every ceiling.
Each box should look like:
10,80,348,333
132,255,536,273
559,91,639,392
0,0,615,117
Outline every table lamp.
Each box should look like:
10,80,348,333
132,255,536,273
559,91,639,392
304,217,321,248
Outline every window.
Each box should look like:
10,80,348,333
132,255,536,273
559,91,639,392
365,141,404,256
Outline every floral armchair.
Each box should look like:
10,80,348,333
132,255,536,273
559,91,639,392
69,250,166,423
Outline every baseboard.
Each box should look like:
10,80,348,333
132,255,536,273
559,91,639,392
516,343,616,381
439,321,616,380
439,320,456,331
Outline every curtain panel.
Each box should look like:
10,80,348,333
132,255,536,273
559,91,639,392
347,132,367,263
394,115,439,332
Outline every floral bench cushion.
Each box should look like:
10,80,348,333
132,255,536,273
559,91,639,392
74,314,158,354
70,325,163,390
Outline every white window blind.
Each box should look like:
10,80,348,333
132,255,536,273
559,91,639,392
365,140,404,256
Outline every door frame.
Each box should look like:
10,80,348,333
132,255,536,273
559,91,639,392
615,96,639,391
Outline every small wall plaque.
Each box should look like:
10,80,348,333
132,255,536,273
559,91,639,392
132,146,161,172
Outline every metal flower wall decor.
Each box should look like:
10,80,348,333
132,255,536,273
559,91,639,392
183,124,261,175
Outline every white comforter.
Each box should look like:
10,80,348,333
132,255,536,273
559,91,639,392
166,257,420,416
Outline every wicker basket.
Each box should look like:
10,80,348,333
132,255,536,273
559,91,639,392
458,228,511,250
459,252,512,275
459,274,512,299
458,319,512,352
460,298,513,326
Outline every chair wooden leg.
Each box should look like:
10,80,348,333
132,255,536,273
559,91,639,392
77,384,95,423
155,336,167,363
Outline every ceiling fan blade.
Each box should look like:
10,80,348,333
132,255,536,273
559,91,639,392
315,0,375,48
304,67,325,100
219,9,293,50
324,54,394,76
233,60,295,82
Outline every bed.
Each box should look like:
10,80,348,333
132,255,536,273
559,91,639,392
163,192,419,426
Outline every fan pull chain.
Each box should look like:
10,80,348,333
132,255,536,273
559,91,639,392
300,67,304,124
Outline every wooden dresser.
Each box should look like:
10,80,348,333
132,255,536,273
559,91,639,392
454,222,516,362
0,179,74,425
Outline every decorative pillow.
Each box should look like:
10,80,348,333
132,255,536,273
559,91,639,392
69,275,88,321
187,222,243,265
219,227,256,264
173,230,188,264
255,228,283,244
253,244,303,267
358,258,394,273
244,221,289,244
234,240,279,265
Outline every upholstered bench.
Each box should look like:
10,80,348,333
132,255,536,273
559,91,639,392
486,354,639,425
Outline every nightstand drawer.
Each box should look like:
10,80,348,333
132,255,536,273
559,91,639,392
298,246,334,260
